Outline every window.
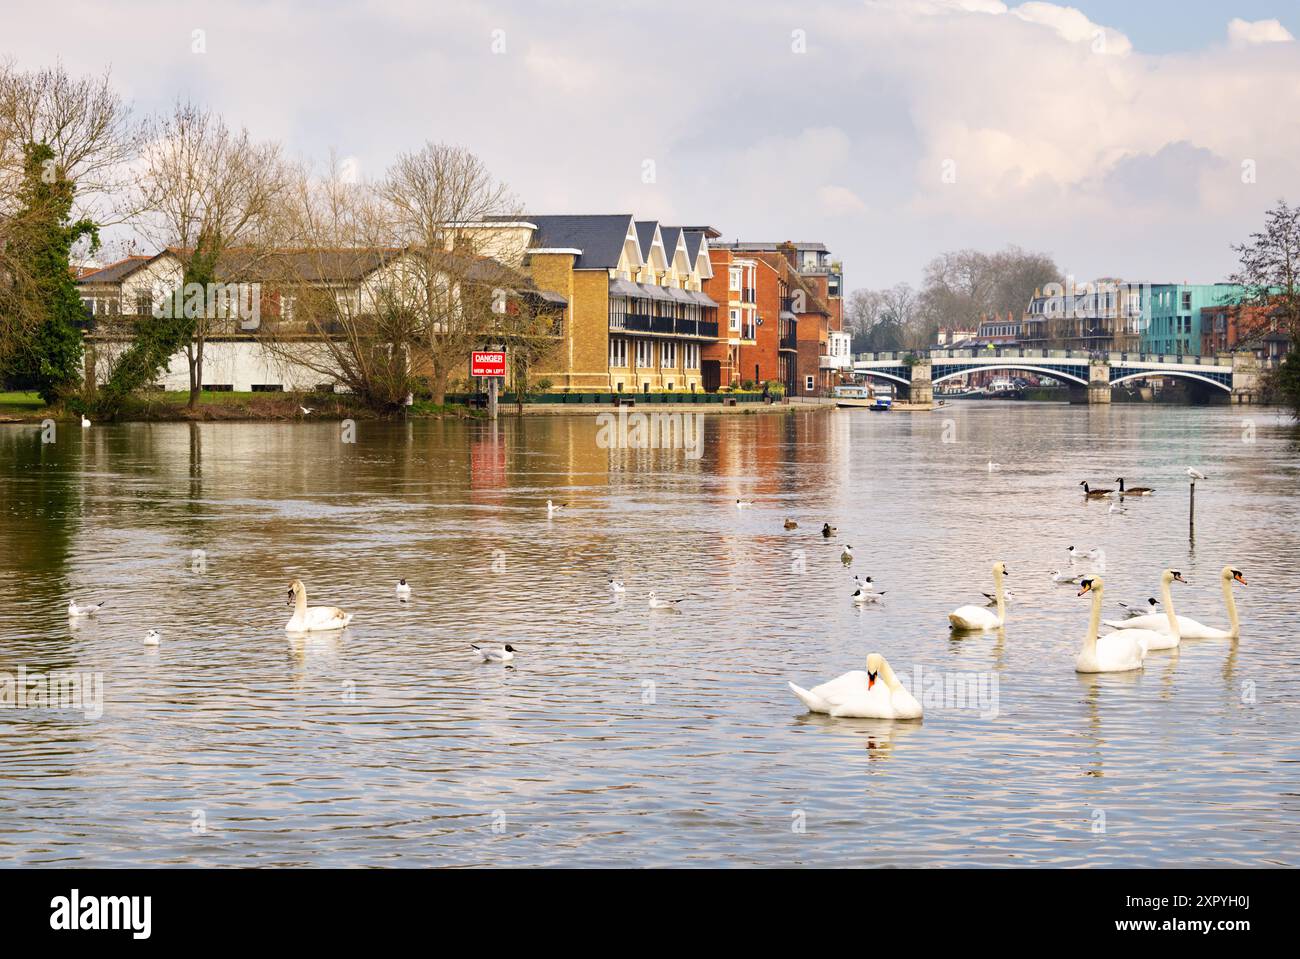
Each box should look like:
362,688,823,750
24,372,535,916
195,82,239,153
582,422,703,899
684,343,699,370
660,342,677,368
1181,292,1192,310
635,339,654,368
805,375,815,393
135,292,153,316
609,337,628,368
729,268,741,292
729,309,740,332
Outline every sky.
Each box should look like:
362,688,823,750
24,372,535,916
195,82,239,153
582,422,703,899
5,0,1299,293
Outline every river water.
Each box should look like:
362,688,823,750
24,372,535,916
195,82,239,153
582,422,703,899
1,404,1298,867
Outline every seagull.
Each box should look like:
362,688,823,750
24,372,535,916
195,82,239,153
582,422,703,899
395,579,411,598
300,406,314,415
982,589,1016,605
608,579,626,593
80,415,91,428
1050,570,1082,584
1118,597,1161,618
1108,501,1126,514
854,575,880,593
852,587,885,604
472,643,515,662
1186,467,1207,480
841,545,854,564
648,591,684,609
735,498,752,509
987,461,1000,472
546,499,567,514
67,600,106,617
821,523,836,538
144,629,161,646
1085,547,1104,561
783,518,798,530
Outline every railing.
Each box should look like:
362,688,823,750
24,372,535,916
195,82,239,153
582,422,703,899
855,347,1233,367
616,313,719,338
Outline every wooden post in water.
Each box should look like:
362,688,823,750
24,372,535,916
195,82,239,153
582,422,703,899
1189,479,1196,540
488,376,498,421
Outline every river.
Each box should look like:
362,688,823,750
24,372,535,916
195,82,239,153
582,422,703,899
1,404,1297,866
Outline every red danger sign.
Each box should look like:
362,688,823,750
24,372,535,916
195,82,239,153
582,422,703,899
470,351,507,377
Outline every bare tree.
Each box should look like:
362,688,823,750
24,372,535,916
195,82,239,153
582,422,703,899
377,143,523,404
127,101,290,406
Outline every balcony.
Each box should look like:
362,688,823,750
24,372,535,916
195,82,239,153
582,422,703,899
780,330,798,351
820,354,852,370
613,313,719,339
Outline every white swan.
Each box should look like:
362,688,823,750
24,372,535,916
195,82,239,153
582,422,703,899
80,415,91,428
1076,577,1146,673
1104,566,1244,639
285,579,352,632
1104,568,1185,652
789,653,923,720
395,578,411,598
144,629,161,646
949,561,1007,630
67,600,105,617
472,643,515,662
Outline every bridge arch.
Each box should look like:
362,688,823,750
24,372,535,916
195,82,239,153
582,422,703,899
1110,370,1231,392
855,369,912,388
930,364,1090,387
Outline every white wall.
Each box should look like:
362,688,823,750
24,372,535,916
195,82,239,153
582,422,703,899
158,341,334,392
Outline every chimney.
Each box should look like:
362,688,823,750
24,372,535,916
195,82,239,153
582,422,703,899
778,241,797,270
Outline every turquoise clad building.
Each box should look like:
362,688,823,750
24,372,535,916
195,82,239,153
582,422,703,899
1141,283,1243,355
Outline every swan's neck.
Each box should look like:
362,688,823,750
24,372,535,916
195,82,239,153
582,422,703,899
993,568,1006,623
294,589,307,619
1083,585,1103,655
1222,575,1240,638
879,659,905,694
1159,575,1179,635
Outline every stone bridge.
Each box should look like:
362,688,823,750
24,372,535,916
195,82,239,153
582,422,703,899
853,348,1266,404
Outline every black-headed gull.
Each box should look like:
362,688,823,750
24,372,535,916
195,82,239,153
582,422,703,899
67,600,105,617
608,579,626,593
852,587,884,604
144,629,161,646
472,643,515,662
648,591,684,609
1186,467,1207,480
396,579,411,598
546,499,567,514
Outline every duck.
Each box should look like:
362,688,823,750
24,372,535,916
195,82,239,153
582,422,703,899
852,587,885,604
648,591,684,609
285,579,352,632
608,579,626,593
948,561,1008,630
80,415,91,428
1080,481,1113,498
1186,467,1207,480
472,643,515,662
821,523,836,538
783,518,798,530
1103,566,1244,640
788,653,923,720
546,499,567,514
1116,477,1154,496
67,599,106,617
841,545,854,564
144,629,161,646
395,578,411,598
1075,577,1147,673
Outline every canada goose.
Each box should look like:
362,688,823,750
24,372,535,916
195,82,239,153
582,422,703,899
821,523,836,538
1079,481,1113,498
783,518,798,530
1116,477,1154,496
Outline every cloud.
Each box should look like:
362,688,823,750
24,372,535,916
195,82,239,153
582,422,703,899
1227,18,1295,48
2,0,1296,289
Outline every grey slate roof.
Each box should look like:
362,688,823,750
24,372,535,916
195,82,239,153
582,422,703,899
682,230,705,263
76,256,155,285
634,220,660,261
524,214,635,270
660,227,683,262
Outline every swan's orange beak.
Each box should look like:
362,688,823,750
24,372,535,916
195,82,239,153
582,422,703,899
867,670,877,690
1234,572,1247,586
1077,582,1093,596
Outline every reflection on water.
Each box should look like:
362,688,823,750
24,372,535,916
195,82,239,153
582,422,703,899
1,405,1299,866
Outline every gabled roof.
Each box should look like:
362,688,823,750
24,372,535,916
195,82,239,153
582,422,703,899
75,255,156,285
682,230,705,262
634,220,660,262
660,226,683,259
521,214,636,270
